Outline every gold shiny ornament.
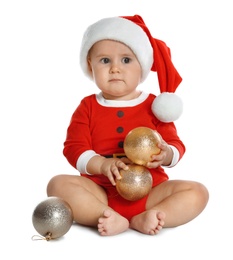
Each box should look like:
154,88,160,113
124,127,161,165
32,197,73,240
116,164,152,201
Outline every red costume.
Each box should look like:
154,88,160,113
63,92,185,220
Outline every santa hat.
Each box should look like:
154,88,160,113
80,14,183,122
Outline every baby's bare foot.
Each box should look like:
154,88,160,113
130,210,166,235
98,209,129,236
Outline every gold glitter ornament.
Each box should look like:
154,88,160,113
116,164,152,201
124,127,161,166
32,197,73,240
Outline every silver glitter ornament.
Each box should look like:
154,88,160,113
124,127,161,166
32,196,73,240
116,164,152,201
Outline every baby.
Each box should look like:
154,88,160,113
47,14,209,236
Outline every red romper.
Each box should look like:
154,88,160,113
63,92,186,220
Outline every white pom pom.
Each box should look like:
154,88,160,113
151,92,183,123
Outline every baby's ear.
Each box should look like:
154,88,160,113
87,58,92,73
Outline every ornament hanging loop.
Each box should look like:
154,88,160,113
31,234,46,241
31,232,53,241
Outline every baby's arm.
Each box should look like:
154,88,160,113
86,156,129,186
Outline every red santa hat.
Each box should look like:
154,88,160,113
80,14,183,122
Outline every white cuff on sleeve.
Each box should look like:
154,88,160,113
164,145,180,168
76,150,99,174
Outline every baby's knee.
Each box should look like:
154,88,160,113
47,174,67,196
193,181,209,206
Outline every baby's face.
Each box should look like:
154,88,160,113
87,40,142,100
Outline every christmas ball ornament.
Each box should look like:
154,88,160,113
116,164,152,201
124,127,161,166
32,196,73,240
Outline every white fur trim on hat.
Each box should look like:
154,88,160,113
80,17,153,82
151,93,183,123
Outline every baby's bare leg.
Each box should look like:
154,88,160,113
130,180,209,235
47,174,129,235
47,175,110,226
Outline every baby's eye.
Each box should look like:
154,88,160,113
122,57,131,64
100,58,110,64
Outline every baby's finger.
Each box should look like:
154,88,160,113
146,160,161,169
120,157,132,165
111,164,122,180
157,142,166,150
117,160,129,171
107,171,117,186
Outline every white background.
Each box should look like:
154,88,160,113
1,0,232,259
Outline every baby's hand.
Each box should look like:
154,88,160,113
100,158,129,186
146,141,173,169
